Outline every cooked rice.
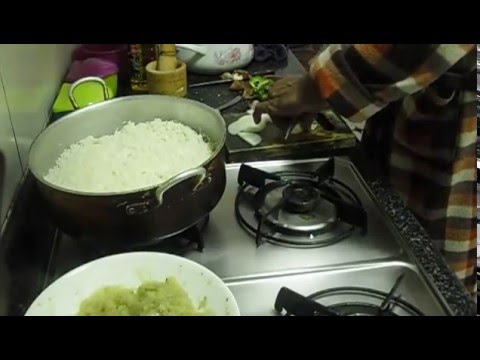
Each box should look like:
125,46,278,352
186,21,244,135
44,119,213,193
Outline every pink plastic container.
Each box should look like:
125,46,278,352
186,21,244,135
73,44,130,81
66,58,119,83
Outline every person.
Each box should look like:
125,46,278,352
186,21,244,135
253,44,476,295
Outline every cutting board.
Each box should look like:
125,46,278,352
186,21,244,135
224,111,357,163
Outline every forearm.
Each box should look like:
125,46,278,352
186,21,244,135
308,44,474,123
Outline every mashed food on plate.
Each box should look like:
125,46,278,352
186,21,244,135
78,277,212,316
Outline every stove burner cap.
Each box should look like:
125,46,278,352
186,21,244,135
259,182,338,234
283,184,320,214
236,168,361,248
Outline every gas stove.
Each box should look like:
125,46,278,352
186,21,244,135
44,157,450,316
235,159,367,248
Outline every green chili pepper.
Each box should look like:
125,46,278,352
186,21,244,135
249,76,274,101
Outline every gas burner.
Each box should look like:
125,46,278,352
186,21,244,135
235,158,368,248
48,217,210,286
56,216,208,266
275,274,424,316
260,182,336,233
125,216,208,254
307,287,424,316
282,184,320,214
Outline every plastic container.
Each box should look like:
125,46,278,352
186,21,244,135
73,44,130,82
53,75,117,114
66,58,118,83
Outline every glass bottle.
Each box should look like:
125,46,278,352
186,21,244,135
129,44,157,92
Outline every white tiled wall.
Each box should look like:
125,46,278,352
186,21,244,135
0,74,22,229
0,44,77,168
0,44,76,229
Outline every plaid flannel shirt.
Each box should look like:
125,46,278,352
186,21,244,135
310,44,476,294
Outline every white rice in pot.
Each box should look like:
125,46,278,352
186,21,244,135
44,119,214,193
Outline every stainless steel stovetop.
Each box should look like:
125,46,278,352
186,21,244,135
186,157,450,316
47,157,451,316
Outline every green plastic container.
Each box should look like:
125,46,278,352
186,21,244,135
53,74,118,114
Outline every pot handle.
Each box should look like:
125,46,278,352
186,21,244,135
156,167,207,206
68,76,110,110
175,44,208,56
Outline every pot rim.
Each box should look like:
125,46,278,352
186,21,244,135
28,95,227,197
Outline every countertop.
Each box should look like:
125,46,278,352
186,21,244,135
186,52,356,163
0,49,475,316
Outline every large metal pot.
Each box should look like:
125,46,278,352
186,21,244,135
28,95,227,243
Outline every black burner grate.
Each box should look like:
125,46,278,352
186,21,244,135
235,158,368,248
44,217,209,288
274,274,424,316
307,287,424,316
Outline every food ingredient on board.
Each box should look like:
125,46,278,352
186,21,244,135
228,111,272,147
228,114,271,136
237,132,262,147
249,76,275,101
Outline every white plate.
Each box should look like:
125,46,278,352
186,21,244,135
25,252,240,316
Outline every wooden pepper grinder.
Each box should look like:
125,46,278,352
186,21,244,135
146,44,188,97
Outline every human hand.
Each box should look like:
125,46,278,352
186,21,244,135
252,75,327,133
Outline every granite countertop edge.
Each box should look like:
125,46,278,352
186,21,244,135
364,177,476,316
